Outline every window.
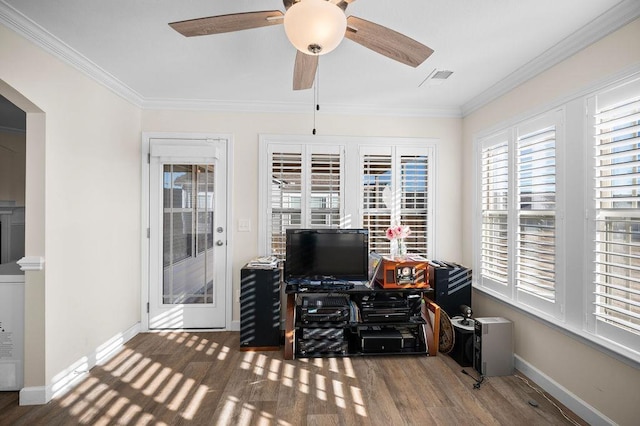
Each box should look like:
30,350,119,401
479,135,509,291
163,164,214,267
474,72,640,361
515,116,558,304
476,111,563,317
361,147,431,257
260,136,435,260
267,144,343,257
589,77,640,350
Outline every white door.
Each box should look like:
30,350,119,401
148,137,228,329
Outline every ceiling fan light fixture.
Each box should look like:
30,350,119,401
284,0,347,55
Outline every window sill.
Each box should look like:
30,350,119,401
473,285,640,369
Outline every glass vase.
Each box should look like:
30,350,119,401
398,239,407,258
390,239,407,259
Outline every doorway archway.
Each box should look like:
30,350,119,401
0,79,47,405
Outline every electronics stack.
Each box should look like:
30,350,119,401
356,292,423,353
296,295,350,356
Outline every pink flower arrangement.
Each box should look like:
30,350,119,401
385,224,411,240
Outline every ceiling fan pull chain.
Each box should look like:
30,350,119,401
313,60,320,135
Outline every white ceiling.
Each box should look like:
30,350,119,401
1,0,639,118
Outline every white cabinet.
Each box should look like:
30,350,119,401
0,262,24,391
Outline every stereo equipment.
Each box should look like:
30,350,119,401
298,307,350,325
375,256,429,289
301,295,349,308
359,327,419,352
297,296,350,356
297,338,348,356
473,317,513,377
357,292,421,323
301,328,344,340
427,261,472,317
361,309,410,323
360,329,403,353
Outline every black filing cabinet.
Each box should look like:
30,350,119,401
240,266,281,350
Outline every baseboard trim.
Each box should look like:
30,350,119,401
19,386,50,405
229,319,240,332
19,322,140,406
514,355,614,425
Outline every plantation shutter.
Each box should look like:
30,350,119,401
270,150,303,257
480,137,510,288
399,154,429,257
268,145,344,257
592,78,640,336
361,146,431,257
310,152,342,227
362,151,393,255
516,119,557,301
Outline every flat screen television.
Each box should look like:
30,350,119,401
284,228,369,282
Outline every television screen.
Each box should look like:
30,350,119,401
284,228,369,282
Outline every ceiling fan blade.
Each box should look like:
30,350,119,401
293,51,318,90
334,0,356,11
345,16,434,67
169,11,284,37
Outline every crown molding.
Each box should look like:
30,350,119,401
0,1,144,107
142,97,462,118
461,0,640,117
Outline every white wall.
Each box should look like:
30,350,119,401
142,110,463,322
0,23,142,392
461,18,640,425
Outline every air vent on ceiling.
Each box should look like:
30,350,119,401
419,69,454,87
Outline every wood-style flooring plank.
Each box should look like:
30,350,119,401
0,331,586,426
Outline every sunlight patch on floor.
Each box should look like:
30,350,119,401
47,332,373,425
167,376,194,411
268,358,282,381
153,371,183,404
351,385,368,417
298,367,310,394
315,374,327,401
131,361,161,390
180,384,209,420
332,379,346,409
282,362,295,387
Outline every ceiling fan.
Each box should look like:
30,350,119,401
169,0,434,90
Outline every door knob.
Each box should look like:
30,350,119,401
216,240,224,246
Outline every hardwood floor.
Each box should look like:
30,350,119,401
0,331,587,425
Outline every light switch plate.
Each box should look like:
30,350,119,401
238,219,251,232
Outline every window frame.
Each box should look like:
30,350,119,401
585,76,640,352
475,110,565,319
473,71,640,364
259,134,436,259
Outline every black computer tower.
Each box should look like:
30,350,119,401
240,266,281,350
428,261,472,318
